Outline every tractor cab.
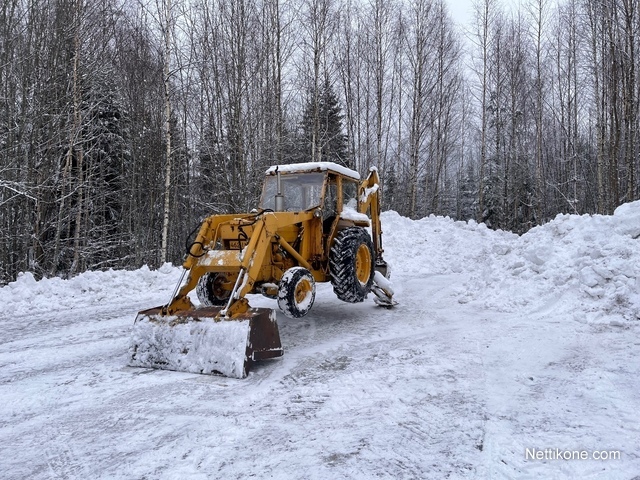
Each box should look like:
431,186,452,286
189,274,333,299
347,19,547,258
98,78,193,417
259,162,366,245
260,162,361,216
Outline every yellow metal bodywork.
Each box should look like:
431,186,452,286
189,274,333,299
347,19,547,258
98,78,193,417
159,165,390,318
163,210,326,316
131,164,394,379
358,168,385,266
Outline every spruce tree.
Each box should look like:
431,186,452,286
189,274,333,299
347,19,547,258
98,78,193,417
299,80,351,168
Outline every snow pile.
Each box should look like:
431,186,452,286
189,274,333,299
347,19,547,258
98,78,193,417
265,161,360,180
341,205,371,224
2,203,637,324
380,210,516,277
0,263,181,316
379,202,639,323
460,201,640,322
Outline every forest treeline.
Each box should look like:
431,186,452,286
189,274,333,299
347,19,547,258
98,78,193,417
0,0,638,284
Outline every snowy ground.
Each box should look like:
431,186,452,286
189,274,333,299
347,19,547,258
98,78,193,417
1,203,639,479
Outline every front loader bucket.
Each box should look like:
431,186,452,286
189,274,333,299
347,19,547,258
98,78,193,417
128,306,283,379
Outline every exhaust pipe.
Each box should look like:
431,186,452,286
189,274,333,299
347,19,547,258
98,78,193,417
275,166,284,211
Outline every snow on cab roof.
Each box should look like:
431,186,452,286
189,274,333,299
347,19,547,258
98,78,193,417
265,162,360,180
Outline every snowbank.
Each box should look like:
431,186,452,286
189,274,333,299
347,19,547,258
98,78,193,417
452,202,640,323
2,202,638,324
0,263,182,316
380,210,517,277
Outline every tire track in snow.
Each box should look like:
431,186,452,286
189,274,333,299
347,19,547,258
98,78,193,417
249,274,489,479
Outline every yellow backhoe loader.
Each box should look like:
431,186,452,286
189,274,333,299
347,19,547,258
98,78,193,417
129,162,395,378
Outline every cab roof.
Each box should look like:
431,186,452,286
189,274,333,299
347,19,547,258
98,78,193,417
265,162,360,181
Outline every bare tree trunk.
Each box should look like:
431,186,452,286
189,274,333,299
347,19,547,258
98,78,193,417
606,3,620,211
301,0,334,164
375,0,385,172
473,0,493,223
70,0,84,275
586,0,607,214
160,0,173,265
406,0,430,219
621,0,636,201
529,0,547,222
270,0,284,165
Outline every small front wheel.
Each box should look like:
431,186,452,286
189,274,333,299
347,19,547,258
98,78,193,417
277,267,316,318
196,272,232,306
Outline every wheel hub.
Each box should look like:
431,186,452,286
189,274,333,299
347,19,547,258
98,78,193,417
355,244,372,284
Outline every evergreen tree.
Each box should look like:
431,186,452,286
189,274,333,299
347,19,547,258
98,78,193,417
299,80,351,168
457,162,478,221
197,128,226,213
481,158,505,229
80,64,131,270
384,161,398,212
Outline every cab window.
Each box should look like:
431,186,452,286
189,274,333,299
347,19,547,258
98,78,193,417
260,172,326,211
342,179,359,211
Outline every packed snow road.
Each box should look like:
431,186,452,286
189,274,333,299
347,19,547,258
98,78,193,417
1,206,639,479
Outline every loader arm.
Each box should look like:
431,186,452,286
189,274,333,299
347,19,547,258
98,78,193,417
162,211,314,317
219,213,274,317
158,214,221,315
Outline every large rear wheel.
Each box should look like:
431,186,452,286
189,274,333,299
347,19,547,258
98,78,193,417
196,272,232,306
329,227,375,303
277,267,316,318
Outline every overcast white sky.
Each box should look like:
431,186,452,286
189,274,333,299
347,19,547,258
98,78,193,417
446,0,525,29
446,0,477,28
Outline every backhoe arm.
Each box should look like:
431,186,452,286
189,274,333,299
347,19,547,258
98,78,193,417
358,167,395,307
358,167,385,272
